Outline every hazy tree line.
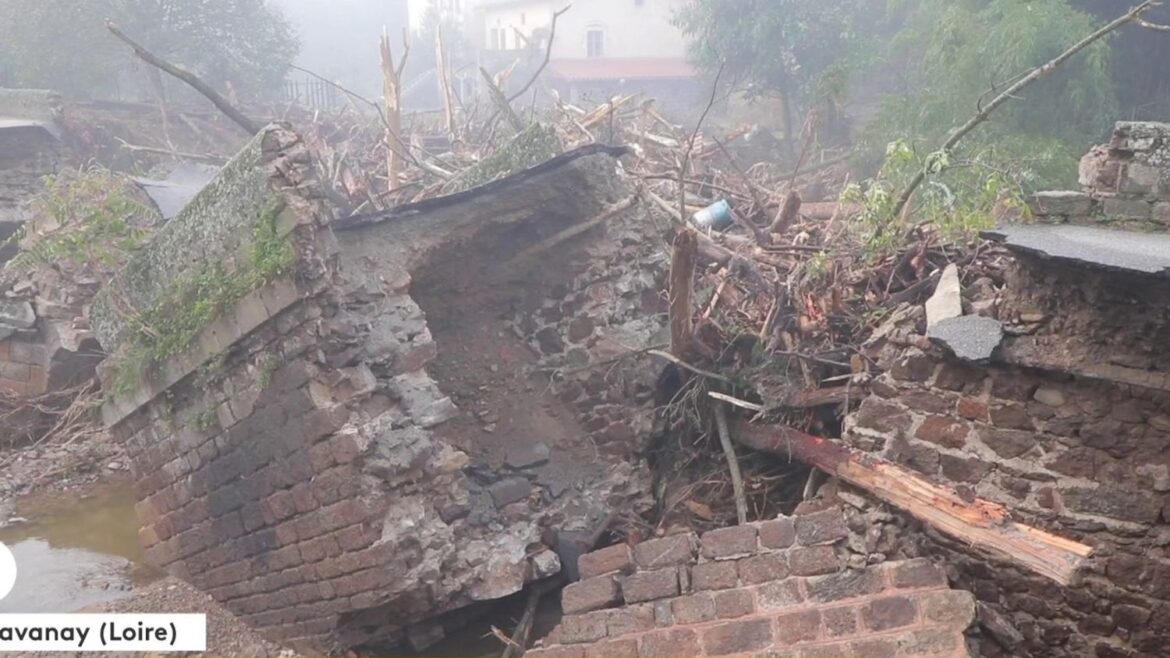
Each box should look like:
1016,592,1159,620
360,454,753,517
678,0,1170,187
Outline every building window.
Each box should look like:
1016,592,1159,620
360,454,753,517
489,27,501,50
586,29,604,58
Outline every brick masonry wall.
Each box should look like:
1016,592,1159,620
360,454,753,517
0,337,48,396
850,320,1170,656
531,507,975,658
103,141,663,653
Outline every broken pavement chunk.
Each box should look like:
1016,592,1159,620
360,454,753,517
924,264,962,328
927,315,1004,363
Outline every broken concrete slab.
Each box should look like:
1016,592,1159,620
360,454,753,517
925,263,962,328
927,314,1004,363
131,162,219,221
983,224,1170,277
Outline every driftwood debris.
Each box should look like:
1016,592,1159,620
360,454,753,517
669,229,698,360
379,28,410,192
727,418,1094,585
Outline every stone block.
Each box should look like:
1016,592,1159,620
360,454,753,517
700,525,758,559
556,611,609,644
670,593,716,625
861,595,918,631
889,558,947,590
605,603,655,638
823,605,859,638
806,568,885,603
578,544,633,580
692,561,738,591
1030,190,1094,217
794,508,849,546
914,416,970,449
755,578,804,611
773,609,821,645
583,638,636,658
622,568,679,604
712,589,754,619
638,628,700,658
488,477,533,508
737,552,790,585
788,545,840,577
699,618,773,655
897,627,959,655
757,517,796,549
1103,197,1152,221
919,590,975,625
632,533,695,569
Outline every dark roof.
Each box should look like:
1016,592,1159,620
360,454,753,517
982,223,1170,278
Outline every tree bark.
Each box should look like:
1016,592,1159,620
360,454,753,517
729,419,1093,585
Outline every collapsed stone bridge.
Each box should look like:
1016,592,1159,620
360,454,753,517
92,124,666,652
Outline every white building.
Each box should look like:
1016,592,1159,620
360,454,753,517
473,0,698,112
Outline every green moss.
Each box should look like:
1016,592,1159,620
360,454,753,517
446,123,563,193
107,197,297,397
193,407,219,432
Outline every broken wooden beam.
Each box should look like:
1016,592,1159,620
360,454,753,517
728,418,1093,585
669,229,698,359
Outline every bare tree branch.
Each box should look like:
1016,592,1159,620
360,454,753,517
106,20,261,135
890,0,1159,220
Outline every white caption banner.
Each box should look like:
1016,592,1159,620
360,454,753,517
0,614,206,652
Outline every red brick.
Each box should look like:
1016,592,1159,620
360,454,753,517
692,561,738,591
958,397,989,421
788,545,840,576
699,618,773,655
639,628,700,658
915,416,970,449
737,551,790,585
562,575,622,615
700,525,758,559
670,593,716,624
861,595,918,631
584,638,637,658
712,589,754,619
632,534,695,569
557,611,609,644
578,544,633,579
623,568,679,604
758,517,796,549
794,509,849,546
798,641,855,657
773,609,821,645
890,558,947,589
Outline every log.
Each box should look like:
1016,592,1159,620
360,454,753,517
669,230,698,359
106,21,260,135
729,419,1093,585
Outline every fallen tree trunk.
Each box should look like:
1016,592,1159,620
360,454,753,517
729,418,1093,585
106,21,260,135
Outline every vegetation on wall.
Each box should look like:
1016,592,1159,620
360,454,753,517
107,198,297,396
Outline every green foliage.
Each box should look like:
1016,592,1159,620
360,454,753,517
108,199,296,396
5,167,156,273
446,123,563,193
193,406,219,432
844,139,1030,261
0,0,298,100
859,0,1117,188
676,0,887,108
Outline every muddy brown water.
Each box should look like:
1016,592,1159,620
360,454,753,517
0,484,159,613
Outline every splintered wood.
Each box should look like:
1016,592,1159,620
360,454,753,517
729,419,1093,585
